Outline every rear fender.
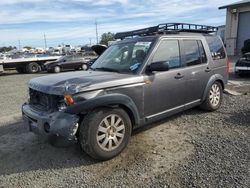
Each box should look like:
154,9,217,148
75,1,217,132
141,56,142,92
202,74,225,101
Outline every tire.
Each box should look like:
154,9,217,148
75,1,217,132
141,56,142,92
54,66,61,73
82,63,88,71
16,67,26,73
26,62,41,73
200,81,223,111
79,108,132,160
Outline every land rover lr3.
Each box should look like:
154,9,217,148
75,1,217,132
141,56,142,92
22,23,228,160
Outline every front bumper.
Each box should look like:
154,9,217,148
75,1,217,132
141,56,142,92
22,103,79,140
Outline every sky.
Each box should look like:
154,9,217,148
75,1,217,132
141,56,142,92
0,0,236,48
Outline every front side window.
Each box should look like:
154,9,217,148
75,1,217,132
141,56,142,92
91,41,153,74
151,40,181,69
183,40,202,66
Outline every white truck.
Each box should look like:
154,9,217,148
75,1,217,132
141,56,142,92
0,56,61,73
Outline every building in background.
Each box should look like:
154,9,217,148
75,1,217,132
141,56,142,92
219,0,250,55
216,25,225,43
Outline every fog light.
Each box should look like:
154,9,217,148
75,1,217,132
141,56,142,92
44,123,50,133
70,123,79,136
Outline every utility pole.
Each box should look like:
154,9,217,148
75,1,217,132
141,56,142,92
18,40,21,50
95,20,99,44
44,33,47,50
89,38,92,45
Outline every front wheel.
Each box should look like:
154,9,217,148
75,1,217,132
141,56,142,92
200,81,223,111
79,108,132,160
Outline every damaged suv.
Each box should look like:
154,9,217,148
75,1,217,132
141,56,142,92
22,23,228,160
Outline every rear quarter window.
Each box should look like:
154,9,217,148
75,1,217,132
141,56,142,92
205,36,226,60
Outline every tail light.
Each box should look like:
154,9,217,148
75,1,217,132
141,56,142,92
226,58,230,79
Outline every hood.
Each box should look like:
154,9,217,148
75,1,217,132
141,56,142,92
91,44,107,56
29,71,143,95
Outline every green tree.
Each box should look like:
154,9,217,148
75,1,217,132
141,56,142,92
23,46,32,50
100,32,115,46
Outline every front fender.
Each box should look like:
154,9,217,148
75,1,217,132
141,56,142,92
65,93,140,125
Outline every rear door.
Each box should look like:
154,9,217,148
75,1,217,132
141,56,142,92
180,39,212,104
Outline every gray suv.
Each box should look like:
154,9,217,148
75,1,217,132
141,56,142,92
22,23,228,160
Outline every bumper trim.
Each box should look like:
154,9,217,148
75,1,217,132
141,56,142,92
22,104,79,140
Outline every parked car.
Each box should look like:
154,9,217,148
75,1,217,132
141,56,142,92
235,52,250,76
22,23,228,160
44,53,96,73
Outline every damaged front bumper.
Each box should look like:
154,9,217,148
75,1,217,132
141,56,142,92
22,103,79,140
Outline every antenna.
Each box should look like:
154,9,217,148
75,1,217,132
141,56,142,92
95,20,99,44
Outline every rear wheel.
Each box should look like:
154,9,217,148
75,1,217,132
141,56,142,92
26,62,41,73
54,66,61,73
79,108,132,160
200,81,223,111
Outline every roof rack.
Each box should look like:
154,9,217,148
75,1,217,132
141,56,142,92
114,23,218,39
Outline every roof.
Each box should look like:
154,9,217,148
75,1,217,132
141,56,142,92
219,0,250,9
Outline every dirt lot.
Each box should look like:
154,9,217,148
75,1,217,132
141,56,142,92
0,70,249,187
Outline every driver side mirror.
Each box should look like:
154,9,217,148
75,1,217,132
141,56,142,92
147,61,169,72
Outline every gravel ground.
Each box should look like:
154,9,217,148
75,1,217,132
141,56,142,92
0,71,249,187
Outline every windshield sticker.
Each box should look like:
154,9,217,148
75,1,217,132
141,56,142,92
130,63,140,71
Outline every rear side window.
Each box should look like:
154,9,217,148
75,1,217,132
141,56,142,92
205,36,226,60
198,41,207,63
183,40,205,66
152,40,181,69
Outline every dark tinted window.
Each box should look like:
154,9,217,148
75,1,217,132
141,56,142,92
152,40,181,69
205,36,226,60
183,40,202,66
198,41,207,63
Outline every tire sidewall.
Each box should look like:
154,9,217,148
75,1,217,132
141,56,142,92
208,81,223,110
80,108,132,160
27,63,41,73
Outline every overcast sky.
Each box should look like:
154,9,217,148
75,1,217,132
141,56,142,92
0,0,236,47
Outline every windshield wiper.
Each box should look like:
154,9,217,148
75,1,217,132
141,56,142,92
93,67,120,73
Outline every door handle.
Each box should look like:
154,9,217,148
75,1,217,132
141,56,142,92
175,73,184,79
205,67,212,72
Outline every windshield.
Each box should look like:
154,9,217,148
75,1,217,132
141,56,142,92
91,41,153,74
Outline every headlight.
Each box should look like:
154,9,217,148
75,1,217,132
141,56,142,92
58,102,67,112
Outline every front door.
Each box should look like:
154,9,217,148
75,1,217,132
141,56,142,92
143,39,186,118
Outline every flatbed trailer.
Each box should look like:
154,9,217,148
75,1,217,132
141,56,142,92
0,56,61,73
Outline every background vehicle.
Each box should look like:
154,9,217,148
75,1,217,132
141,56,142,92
45,53,97,73
235,52,250,76
0,55,61,73
22,23,228,160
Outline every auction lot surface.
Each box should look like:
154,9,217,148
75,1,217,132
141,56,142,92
0,70,249,187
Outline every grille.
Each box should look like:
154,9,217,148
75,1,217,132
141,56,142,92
29,88,62,111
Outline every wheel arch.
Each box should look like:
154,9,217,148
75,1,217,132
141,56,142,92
202,74,225,101
65,93,140,127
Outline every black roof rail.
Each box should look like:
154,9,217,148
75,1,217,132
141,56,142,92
114,23,218,39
